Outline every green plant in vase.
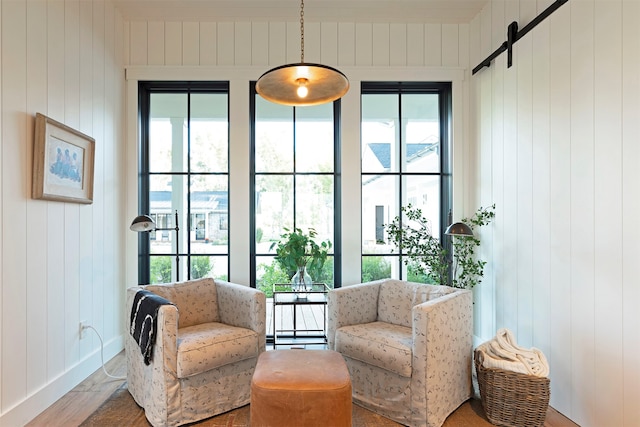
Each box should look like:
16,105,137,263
270,227,332,297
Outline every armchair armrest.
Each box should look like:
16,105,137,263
327,280,382,350
126,286,179,370
155,303,179,373
215,280,267,353
126,287,180,424
411,289,473,424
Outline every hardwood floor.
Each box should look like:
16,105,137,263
27,350,579,427
26,352,127,427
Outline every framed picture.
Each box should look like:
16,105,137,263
32,113,95,204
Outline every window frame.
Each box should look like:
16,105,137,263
249,82,342,289
136,81,231,285
360,81,453,281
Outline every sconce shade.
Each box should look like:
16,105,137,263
130,215,156,232
256,63,350,107
445,222,474,237
130,210,180,280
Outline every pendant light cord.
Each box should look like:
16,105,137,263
254,0,349,106
300,0,305,63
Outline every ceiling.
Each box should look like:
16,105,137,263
114,0,489,24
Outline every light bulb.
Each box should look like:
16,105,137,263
296,78,308,98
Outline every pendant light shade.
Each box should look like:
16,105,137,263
255,0,349,106
256,63,349,107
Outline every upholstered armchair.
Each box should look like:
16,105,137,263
125,278,266,427
327,279,473,427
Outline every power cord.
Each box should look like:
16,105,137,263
82,324,127,380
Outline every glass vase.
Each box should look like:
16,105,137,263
291,266,313,299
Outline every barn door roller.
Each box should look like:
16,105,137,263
472,0,569,75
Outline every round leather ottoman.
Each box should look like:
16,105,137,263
250,349,352,427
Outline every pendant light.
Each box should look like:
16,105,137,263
255,0,349,107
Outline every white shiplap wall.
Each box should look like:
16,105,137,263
469,1,640,426
124,20,469,69
0,0,126,425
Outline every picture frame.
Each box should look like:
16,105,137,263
32,113,95,204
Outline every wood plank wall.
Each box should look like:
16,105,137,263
0,1,125,425
469,1,640,426
124,20,468,68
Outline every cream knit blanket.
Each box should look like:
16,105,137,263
477,328,549,377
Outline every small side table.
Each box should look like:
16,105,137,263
272,283,329,349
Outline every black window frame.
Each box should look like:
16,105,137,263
136,81,231,285
360,81,453,281
249,82,342,289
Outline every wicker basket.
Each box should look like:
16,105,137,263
474,349,550,427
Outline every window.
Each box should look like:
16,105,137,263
250,84,341,293
361,82,452,283
137,82,230,284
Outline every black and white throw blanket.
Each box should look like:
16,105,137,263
130,289,174,365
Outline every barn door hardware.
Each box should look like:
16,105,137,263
472,0,569,75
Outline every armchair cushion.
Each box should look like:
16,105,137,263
335,321,412,377
146,278,219,328
177,322,260,378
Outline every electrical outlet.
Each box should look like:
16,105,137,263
80,321,89,339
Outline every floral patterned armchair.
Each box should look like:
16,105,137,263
327,279,473,427
125,278,266,427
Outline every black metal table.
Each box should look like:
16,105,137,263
272,283,329,349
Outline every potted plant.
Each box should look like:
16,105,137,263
270,227,332,297
385,204,495,289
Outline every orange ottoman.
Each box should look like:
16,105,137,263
250,350,352,427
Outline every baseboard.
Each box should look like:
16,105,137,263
0,335,124,427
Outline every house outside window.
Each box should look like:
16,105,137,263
136,81,230,284
361,82,452,283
